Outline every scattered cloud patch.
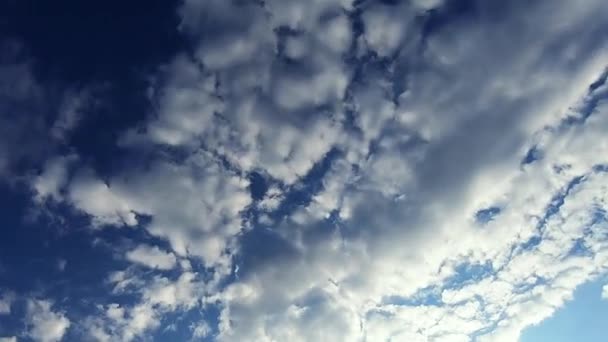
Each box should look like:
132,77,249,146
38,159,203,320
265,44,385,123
25,299,70,342
126,245,177,270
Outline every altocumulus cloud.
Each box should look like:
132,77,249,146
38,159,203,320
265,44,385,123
25,300,71,342
125,245,177,271
0,0,608,341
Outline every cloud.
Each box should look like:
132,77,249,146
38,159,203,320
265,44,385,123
218,69,608,340
15,0,608,341
129,0,351,185
46,149,251,273
84,269,205,341
32,155,75,203
180,0,606,340
215,94,608,341
83,303,160,342
361,1,414,57
67,169,139,227
126,245,177,270
25,299,71,342
603,284,608,300
190,321,211,340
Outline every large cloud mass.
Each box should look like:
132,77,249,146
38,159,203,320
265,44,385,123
1,0,608,341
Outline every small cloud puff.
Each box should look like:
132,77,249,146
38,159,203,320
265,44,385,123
126,245,177,270
26,299,71,342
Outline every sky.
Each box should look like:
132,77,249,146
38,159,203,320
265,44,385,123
0,0,607,341
520,278,608,342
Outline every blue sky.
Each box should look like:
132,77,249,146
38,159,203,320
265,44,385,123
521,278,608,342
0,0,607,341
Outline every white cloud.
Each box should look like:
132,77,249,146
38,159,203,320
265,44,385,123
85,302,160,342
126,245,177,270
196,0,608,340
0,337,17,342
138,55,222,147
603,284,608,300
190,321,211,340
143,271,201,309
130,0,352,185
215,105,608,340
58,151,251,270
361,2,413,57
316,14,352,55
272,65,349,111
68,170,138,227
24,1,608,341
26,299,71,342
33,155,74,202
85,270,205,341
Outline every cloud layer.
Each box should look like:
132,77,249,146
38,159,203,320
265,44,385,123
1,0,608,341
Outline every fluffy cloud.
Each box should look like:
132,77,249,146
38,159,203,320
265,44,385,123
15,0,608,341
192,0,607,340
214,90,608,341
33,155,75,203
361,1,414,57
603,284,608,300
190,321,211,340
82,269,206,342
25,299,71,342
67,170,139,227
126,245,177,270
133,0,351,185
45,151,251,271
